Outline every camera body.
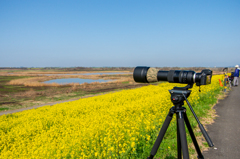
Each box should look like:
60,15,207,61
195,69,212,86
133,67,212,86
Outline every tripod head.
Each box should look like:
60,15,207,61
169,84,192,108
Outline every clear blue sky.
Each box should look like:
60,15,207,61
1,0,239,67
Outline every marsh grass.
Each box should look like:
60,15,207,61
5,73,133,86
0,74,147,111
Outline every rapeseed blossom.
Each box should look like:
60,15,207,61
0,75,222,158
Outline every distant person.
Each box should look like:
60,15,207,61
233,65,239,86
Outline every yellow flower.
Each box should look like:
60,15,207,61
0,75,222,158
131,142,135,148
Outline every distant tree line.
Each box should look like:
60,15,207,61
0,66,233,73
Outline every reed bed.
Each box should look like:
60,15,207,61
6,75,132,87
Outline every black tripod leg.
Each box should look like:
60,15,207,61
184,112,204,159
148,108,175,159
177,113,182,159
178,111,189,159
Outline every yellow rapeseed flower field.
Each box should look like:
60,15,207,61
0,75,223,158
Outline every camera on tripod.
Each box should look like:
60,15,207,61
133,66,214,159
133,66,212,86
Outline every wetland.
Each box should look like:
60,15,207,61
0,66,226,112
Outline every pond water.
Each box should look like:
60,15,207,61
44,78,113,84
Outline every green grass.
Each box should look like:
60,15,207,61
0,76,31,93
0,108,9,111
0,76,29,82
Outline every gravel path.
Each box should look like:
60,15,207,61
202,86,240,159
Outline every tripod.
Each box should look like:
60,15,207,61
148,84,214,159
